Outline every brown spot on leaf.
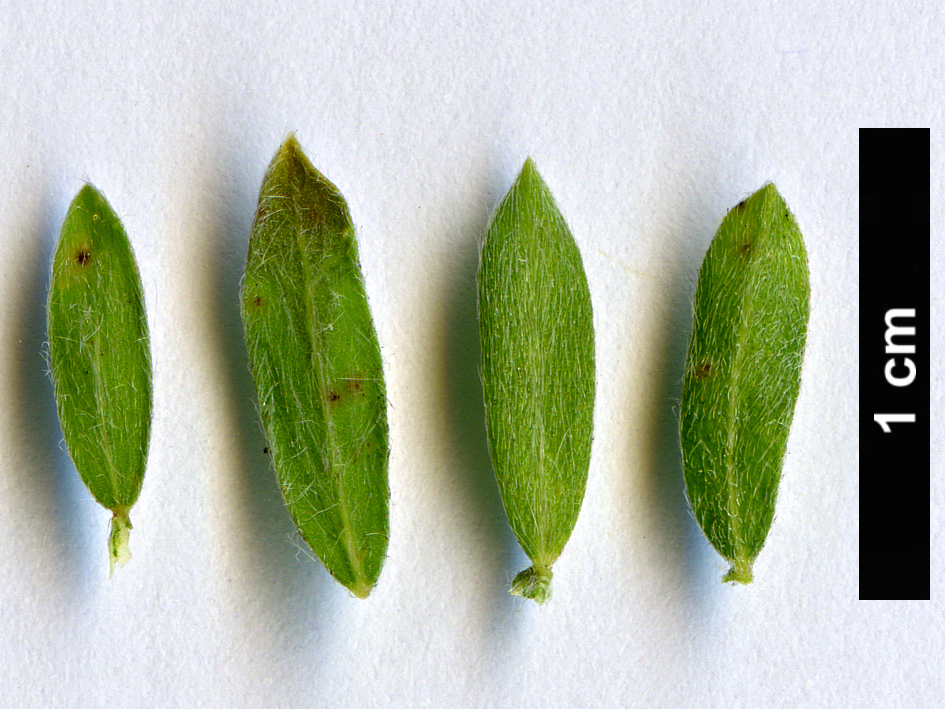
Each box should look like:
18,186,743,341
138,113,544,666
328,376,368,408
695,361,712,379
737,241,752,257
253,295,263,308
736,200,747,210
76,248,91,266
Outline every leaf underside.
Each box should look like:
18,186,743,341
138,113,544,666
478,158,595,580
241,136,389,598
680,183,810,583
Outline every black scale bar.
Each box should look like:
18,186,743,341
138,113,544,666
859,128,930,601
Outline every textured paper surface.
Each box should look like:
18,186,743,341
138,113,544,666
0,1,941,706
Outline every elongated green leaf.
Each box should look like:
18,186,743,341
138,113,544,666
48,184,152,575
681,183,810,584
477,158,595,604
241,136,389,598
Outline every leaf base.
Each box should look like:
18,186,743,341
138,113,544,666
722,561,753,585
108,511,133,577
510,565,553,604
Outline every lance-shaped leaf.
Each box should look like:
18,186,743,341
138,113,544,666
241,136,389,598
477,158,596,604
48,184,152,575
681,183,810,584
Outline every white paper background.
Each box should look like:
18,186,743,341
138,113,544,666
0,1,940,707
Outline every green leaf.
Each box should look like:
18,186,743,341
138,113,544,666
47,184,152,575
680,183,810,584
477,158,596,604
241,136,389,598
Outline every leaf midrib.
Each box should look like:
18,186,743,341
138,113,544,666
721,205,766,565
91,323,121,507
292,189,366,589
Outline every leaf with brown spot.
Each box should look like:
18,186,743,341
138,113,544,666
241,135,390,598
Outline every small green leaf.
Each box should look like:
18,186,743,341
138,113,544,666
681,183,810,584
47,184,152,575
477,158,596,604
241,135,389,598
